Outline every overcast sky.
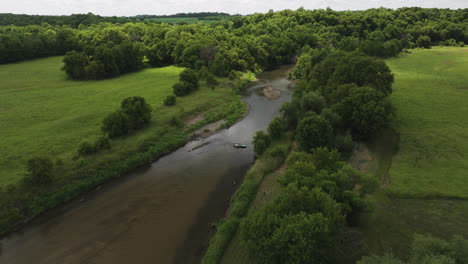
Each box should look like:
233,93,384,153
1,0,466,16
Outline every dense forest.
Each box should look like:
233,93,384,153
1,8,467,68
1,7,468,264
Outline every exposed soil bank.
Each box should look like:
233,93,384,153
0,65,293,264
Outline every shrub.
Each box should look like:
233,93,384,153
25,157,54,184
102,97,152,138
206,73,219,86
102,110,131,138
269,145,288,158
163,95,176,106
78,136,111,156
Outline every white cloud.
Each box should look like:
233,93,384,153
1,0,466,16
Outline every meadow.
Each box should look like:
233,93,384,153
386,47,468,198
359,47,468,258
0,56,243,186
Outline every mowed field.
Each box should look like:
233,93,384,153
386,47,468,198
360,47,468,258
0,56,238,186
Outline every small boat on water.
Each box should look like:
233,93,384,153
233,143,247,148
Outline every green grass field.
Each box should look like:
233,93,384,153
0,56,241,186
358,47,468,259
386,47,468,198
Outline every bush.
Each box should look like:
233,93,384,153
25,157,54,184
102,110,131,138
102,97,152,138
174,68,199,96
163,95,176,106
78,136,111,156
268,145,288,158
206,73,219,86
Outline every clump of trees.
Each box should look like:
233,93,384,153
62,41,145,80
102,96,152,137
240,147,378,263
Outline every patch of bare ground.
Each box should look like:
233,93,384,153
193,120,226,137
185,113,204,126
349,143,374,174
262,86,281,100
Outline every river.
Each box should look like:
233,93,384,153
0,65,293,264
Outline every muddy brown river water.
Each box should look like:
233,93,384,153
0,65,293,264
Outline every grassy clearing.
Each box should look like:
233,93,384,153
202,136,292,264
385,47,468,198
0,56,243,186
358,47,468,259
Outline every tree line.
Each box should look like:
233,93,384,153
1,7,467,72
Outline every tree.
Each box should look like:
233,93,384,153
121,96,152,129
173,81,191,96
26,157,54,184
335,86,393,140
300,91,326,114
102,110,131,138
296,115,333,151
253,130,271,155
416,35,431,48
62,51,88,79
179,68,199,91
267,116,284,139
163,95,176,106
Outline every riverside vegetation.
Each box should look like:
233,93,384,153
0,7,467,263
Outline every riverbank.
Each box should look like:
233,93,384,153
202,135,293,264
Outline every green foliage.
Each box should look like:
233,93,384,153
78,136,111,156
121,96,153,129
102,96,152,138
252,131,271,155
300,91,326,114
335,86,393,140
25,157,54,184
267,116,284,139
163,95,176,106
296,115,333,151
358,254,406,264
416,35,432,48
173,69,199,96
206,73,219,86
